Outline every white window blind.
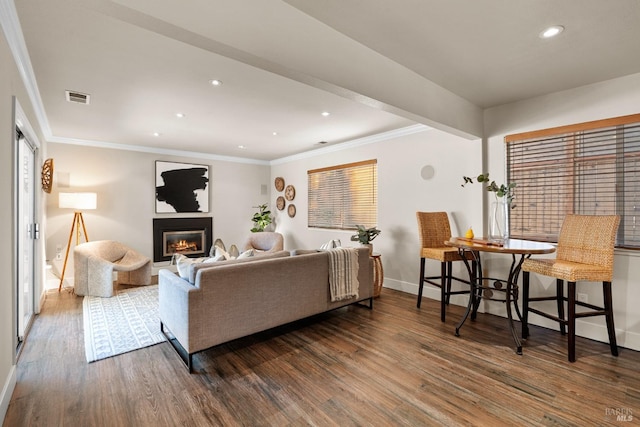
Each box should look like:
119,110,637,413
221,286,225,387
506,113,640,247
307,159,377,230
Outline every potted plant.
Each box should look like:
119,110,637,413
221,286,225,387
462,173,517,242
251,203,273,232
462,173,516,205
350,225,381,254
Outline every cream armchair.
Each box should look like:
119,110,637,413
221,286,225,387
241,232,284,253
74,240,152,297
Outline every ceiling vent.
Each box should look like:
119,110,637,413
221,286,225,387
65,90,90,105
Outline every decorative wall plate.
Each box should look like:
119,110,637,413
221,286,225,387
274,177,285,192
285,184,295,201
41,158,54,193
276,196,285,211
288,204,296,218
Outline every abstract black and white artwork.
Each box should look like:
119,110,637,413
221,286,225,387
155,161,209,213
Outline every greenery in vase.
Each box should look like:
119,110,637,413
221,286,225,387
462,173,517,207
350,225,381,244
251,203,273,232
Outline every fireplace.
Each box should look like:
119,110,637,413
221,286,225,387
153,217,213,262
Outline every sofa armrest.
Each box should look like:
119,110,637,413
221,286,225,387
158,269,200,352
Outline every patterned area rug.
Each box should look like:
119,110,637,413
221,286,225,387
83,285,165,362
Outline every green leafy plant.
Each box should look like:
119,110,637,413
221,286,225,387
251,203,273,232
462,173,517,206
350,225,381,244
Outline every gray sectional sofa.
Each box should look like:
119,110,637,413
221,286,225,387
158,247,373,371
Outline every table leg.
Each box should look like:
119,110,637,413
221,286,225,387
455,250,480,336
471,256,483,321
522,271,530,339
504,254,530,354
505,272,522,355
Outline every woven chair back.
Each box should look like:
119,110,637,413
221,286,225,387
556,214,620,269
416,212,452,249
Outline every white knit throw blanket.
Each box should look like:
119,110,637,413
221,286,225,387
328,248,359,302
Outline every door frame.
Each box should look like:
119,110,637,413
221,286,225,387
12,97,43,360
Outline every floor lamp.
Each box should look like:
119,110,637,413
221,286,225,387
58,192,97,292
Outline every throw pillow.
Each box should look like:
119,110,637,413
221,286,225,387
175,254,207,279
237,249,255,259
320,239,342,250
214,245,233,260
203,253,225,263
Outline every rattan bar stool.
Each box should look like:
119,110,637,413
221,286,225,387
522,214,620,362
416,211,474,322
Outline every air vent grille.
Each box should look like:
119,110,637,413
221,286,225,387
65,90,90,105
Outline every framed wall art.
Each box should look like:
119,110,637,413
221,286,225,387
155,161,210,213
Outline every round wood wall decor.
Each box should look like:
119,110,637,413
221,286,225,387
276,196,285,211
274,177,285,192
287,204,296,218
285,184,295,201
41,158,54,193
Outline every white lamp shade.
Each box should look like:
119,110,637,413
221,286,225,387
59,192,97,210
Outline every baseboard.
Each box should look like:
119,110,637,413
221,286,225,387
383,278,640,352
38,289,47,313
0,365,16,424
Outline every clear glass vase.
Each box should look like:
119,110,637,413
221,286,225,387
489,199,509,243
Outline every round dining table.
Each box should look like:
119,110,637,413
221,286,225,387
445,237,556,354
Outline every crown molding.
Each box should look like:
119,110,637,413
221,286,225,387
48,135,270,165
0,0,51,139
269,124,431,165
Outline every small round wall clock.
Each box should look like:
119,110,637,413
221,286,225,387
285,184,295,201
41,158,54,193
274,177,285,192
276,196,285,211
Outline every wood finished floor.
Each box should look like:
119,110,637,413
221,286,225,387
5,286,640,426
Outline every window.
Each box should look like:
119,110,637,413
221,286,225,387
308,159,377,230
506,113,640,247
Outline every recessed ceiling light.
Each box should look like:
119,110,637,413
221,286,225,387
539,25,564,39
272,132,278,136
176,113,185,118
321,111,330,117
153,132,161,137
209,79,222,86
238,145,246,149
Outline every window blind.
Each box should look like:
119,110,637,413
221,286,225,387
505,114,640,247
307,159,377,230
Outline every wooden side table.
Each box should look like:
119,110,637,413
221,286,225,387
371,253,384,298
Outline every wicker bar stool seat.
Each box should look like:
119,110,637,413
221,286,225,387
522,214,620,362
416,211,474,322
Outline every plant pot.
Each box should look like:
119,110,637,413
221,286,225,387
361,243,373,256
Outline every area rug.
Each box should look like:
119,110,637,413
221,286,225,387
83,285,165,362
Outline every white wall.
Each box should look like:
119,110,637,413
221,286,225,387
484,72,640,350
271,128,483,303
45,143,272,283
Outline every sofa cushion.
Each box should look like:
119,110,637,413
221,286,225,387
188,249,290,284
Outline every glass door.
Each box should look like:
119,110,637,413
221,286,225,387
16,128,36,352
